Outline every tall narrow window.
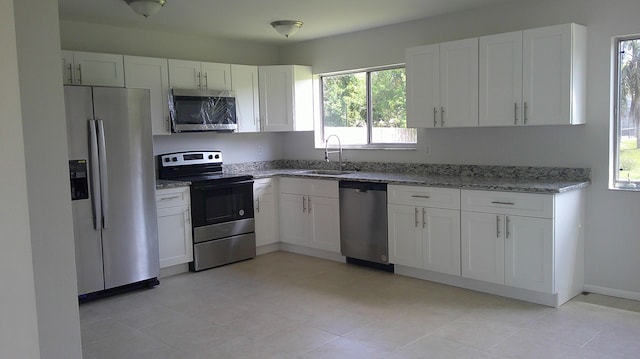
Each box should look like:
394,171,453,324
321,67,417,147
614,37,640,188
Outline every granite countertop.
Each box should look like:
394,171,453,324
239,169,589,194
156,179,191,190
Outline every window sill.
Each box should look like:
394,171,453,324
610,183,640,191
315,144,417,151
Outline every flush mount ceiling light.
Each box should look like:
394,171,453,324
271,20,303,38
125,0,166,18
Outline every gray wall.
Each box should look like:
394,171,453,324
15,0,83,357
280,0,640,297
0,0,41,357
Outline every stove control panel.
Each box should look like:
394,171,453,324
159,151,222,167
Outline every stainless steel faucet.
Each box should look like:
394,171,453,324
324,135,343,169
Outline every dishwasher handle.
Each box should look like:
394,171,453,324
339,181,387,192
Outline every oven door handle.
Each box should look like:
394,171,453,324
191,179,254,191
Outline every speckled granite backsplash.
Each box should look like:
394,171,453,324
224,160,590,181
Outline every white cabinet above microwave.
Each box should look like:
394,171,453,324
168,59,231,91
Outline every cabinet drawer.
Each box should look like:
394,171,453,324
156,187,190,209
279,177,338,198
388,185,460,209
254,178,275,195
461,190,553,218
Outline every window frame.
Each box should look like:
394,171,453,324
612,35,640,190
316,65,417,150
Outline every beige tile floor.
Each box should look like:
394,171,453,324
80,251,640,359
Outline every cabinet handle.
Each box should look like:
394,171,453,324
308,196,312,213
185,208,191,224
302,196,306,213
496,215,500,238
197,72,202,89
506,216,510,239
433,107,438,127
441,106,445,126
256,197,260,213
204,73,208,89
166,116,171,132
160,195,180,201
67,63,73,83
415,208,419,227
422,208,426,228
77,64,82,84
524,102,528,124
411,195,431,199
514,102,518,125
491,201,515,205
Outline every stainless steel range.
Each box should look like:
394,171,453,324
158,151,255,271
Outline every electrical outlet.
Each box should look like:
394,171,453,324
257,145,264,156
424,144,431,156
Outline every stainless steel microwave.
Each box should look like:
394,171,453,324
169,89,237,132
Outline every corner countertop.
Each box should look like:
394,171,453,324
238,169,590,194
156,179,191,190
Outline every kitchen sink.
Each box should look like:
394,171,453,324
298,169,354,176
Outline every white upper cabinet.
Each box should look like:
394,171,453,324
231,64,261,133
168,59,231,90
259,65,313,132
480,23,586,126
406,38,478,128
62,50,124,87
479,31,523,127
522,23,586,126
124,56,171,135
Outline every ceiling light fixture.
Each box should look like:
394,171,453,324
271,20,303,38
125,0,166,18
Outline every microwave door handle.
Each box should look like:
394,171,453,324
88,120,102,230
97,119,109,229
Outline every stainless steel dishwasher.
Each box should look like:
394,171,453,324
339,181,392,270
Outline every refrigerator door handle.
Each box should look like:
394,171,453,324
89,119,102,230
97,119,109,229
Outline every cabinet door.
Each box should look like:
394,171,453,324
522,24,572,126
505,215,553,292
279,193,308,245
73,52,125,87
157,205,193,268
255,192,278,246
201,62,231,90
259,65,294,132
440,38,479,127
308,196,340,253
405,44,440,128
479,31,523,127
461,212,505,284
388,204,423,268
124,56,171,135
231,64,260,132
422,208,461,276
168,59,202,89
62,50,75,85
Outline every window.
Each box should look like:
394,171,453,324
614,37,640,188
320,67,417,148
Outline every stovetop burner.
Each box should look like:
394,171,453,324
157,151,252,184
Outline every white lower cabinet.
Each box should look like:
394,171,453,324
254,178,278,247
156,187,193,268
388,185,461,276
461,190,556,294
279,178,340,253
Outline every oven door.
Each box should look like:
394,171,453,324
190,179,254,228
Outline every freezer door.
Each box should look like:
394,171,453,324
64,86,105,295
92,87,159,290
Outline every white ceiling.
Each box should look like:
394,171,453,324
58,0,519,44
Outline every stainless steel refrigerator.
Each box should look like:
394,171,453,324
65,86,159,297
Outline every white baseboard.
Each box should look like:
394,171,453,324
279,243,345,263
159,263,189,278
583,285,640,301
